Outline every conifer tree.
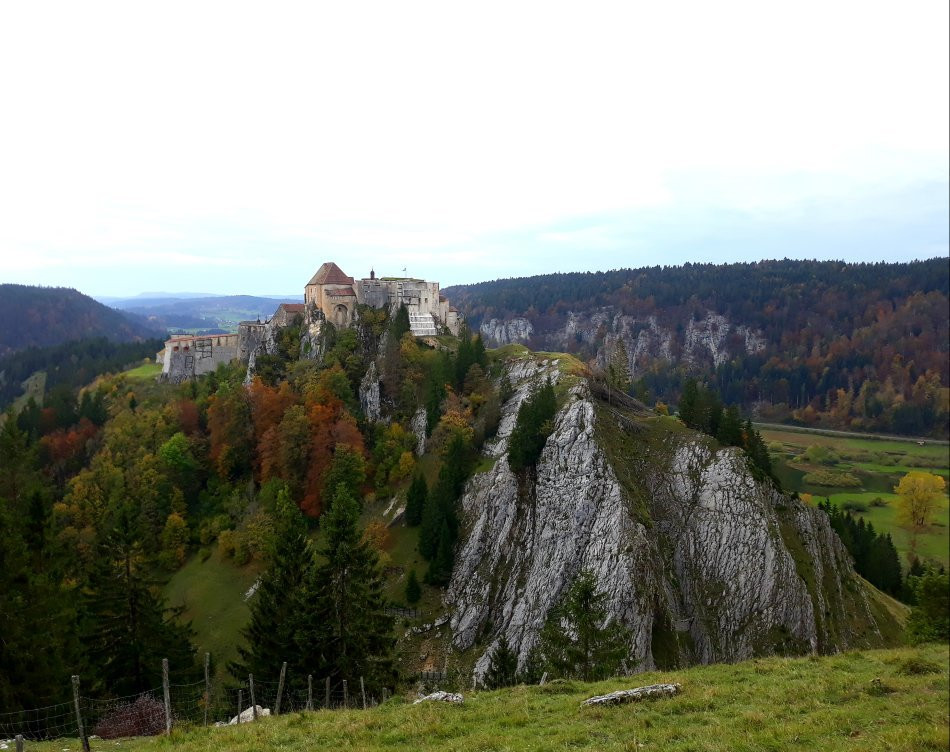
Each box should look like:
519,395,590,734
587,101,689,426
716,404,743,446
404,569,421,605
298,484,395,694
405,473,427,526
84,505,198,695
233,490,312,682
536,571,631,681
472,334,488,369
484,635,518,689
391,304,410,341
508,378,557,472
426,518,455,585
678,379,699,427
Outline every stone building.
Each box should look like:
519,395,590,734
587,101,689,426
305,261,460,335
161,333,239,382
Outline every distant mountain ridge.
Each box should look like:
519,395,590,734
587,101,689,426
0,284,164,357
112,294,302,332
443,258,950,436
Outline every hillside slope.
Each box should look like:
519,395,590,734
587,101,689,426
0,284,161,356
28,644,949,752
443,258,950,436
446,351,902,678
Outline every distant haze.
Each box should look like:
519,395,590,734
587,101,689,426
0,1,947,296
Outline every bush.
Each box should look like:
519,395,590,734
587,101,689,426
895,657,942,676
869,496,888,508
92,695,167,739
841,500,868,513
802,470,861,488
802,445,839,466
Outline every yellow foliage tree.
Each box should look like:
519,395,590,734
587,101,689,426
895,471,946,554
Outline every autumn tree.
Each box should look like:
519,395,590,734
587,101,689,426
895,471,947,555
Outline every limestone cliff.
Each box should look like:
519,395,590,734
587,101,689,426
446,356,898,679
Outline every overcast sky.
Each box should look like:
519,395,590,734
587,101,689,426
1,1,947,297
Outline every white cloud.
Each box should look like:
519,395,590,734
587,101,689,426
0,0,946,293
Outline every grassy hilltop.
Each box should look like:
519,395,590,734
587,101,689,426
29,644,949,752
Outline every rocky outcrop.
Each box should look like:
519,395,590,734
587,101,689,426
411,408,428,456
480,318,534,346
447,357,896,680
413,691,464,705
483,308,766,378
360,361,381,422
580,683,681,707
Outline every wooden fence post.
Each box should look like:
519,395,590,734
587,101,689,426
382,688,389,703
237,690,243,724
71,675,90,752
249,674,257,721
360,676,367,710
307,674,313,712
203,652,211,727
539,672,548,686
324,676,330,709
275,661,287,715
342,679,349,708
15,734,23,752
162,658,172,735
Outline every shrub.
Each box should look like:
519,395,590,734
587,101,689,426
841,500,868,513
869,496,888,508
895,657,942,676
802,445,839,466
802,470,861,488
92,695,167,739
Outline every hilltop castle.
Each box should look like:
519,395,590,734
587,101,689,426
160,262,460,382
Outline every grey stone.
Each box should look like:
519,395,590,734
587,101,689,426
581,683,681,707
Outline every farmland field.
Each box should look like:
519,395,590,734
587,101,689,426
762,426,950,567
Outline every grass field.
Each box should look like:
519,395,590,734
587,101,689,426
28,644,949,752
123,360,162,381
163,546,263,684
764,427,950,567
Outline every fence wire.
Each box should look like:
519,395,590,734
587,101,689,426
0,666,397,743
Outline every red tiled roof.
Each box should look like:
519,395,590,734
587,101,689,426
279,303,306,312
307,262,354,286
326,286,356,297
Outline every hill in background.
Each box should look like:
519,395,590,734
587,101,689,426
444,258,950,437
110,294,303,333
0,284,163,358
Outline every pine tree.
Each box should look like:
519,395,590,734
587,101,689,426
84,505,198,695
391,304,410,341
484,635,518,689
322,444,366,511
508,378,557,472
233,491,312,682
716,404,743,446
426,519,455,585
420,465,451,559
678,379,699,427
536,571,631,681
472,334,488,369
298,484,395,694
405,473,427,526
405,569,421,605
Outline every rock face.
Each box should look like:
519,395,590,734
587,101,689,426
447,357,896,680
411,408,428,456
480,317,534,346
480,309,766,378
360,361,381,422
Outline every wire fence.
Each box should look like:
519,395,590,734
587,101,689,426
0,656,395,747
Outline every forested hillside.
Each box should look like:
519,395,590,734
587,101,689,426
444,258,950,436
0,284,163,357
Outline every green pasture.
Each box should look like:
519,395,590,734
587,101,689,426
29,644,949,752
765,427,950,567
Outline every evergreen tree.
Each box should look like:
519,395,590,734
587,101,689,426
508,378,557,472
420,465,451,560
472,334,488,369
322,445,366,511
484,635,518,689
233,492,312,682
391,304,410,341
906,570,949,643
455,326,475,390
404,569,421,605
536,571,632,681
84,505,198,696
716,404,743,446
426,518,455,585
298,484,395,694
405,473,427,526
678,379,699,427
